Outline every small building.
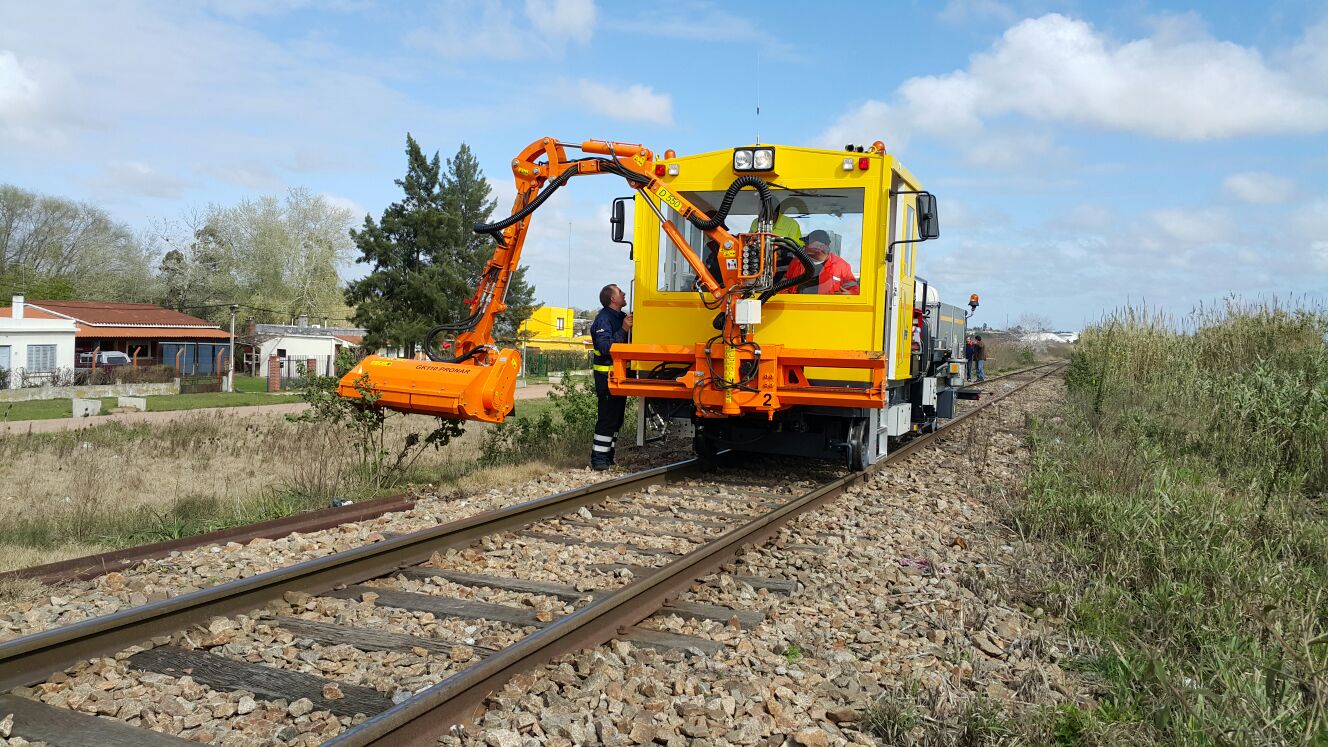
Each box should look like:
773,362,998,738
0,296,78,388
248,320,372,378
0,297,232,374
517,306,592,352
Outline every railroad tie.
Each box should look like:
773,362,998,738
515,531,683,557
323,586,546,628
270,616,498,657
0,693,195,746
127,646,393,718
587,563,798,595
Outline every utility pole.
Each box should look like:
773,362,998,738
228,304,238,393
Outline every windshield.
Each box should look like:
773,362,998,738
657,187,865,294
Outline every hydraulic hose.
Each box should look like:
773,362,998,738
473,163,582,239
687,175,775,231
758,236,819,301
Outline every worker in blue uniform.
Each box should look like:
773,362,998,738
590,283,633,470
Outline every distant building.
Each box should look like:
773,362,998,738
0,295,78,388
517,306,591,352
246,317,375,377
0,295,231,377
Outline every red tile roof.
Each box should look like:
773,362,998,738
21,300,222,328
0,306,60,319
334,335,364,346
75,326,232,340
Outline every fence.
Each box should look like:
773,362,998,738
523,348,591,378
275,355,335,390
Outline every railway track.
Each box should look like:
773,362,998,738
0,363,1062,746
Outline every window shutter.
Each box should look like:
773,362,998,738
27,344,56,373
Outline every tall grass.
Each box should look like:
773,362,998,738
1018,300,1328,745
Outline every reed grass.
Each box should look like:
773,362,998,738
1017,299,1328,745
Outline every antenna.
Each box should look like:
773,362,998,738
566,221,572,311
755,50,761,145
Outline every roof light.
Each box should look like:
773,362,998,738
654,164,666,177
733,146,775,172
667,164,679,176
664,149,676,159
857,157,870,170
842,157,854,171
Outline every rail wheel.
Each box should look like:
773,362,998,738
846,418,869,471
693,429,720,467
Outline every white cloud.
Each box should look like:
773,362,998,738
319,192,367,220
938,0,1016,26
1223,172,1296,204
410,0,595,60
606,4,799,62
574,80,674,126
93,161,190,199
1149,208,1237,245
0,50,39,109
818,13,1328,147
524,0,596,39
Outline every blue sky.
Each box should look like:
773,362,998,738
2,0,1325,329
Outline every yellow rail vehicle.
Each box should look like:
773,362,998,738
339,137,972,469
610,143,967,467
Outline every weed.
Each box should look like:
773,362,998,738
783,643,803,665
1015,300,1328,745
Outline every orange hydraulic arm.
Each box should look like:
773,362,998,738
338,137,777,423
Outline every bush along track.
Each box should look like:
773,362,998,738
1016,303,1328,745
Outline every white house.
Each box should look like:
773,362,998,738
0,296,79,388
249,321,375,378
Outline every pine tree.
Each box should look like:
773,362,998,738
440,144,537,342
347,136,537,354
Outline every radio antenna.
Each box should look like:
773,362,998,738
755,50,761,145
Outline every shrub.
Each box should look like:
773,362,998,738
1019,300,1328,744
480,377,608,466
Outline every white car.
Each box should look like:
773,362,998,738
79,351,133,367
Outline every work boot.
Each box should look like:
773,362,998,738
590,461,610,471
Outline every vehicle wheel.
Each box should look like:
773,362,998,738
693,430,719,468
847,418,869,471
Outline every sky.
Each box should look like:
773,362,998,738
2,0,1326,331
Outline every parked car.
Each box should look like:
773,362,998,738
78,351,133,368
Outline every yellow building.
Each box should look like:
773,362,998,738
517,306,591,352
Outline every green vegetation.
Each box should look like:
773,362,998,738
1017,302,1328,745
0,390,296,421
479,377,608,466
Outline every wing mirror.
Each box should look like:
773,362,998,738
916,192,940,240
610,196,633,259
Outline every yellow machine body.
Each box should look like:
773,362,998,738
614,144,928,400
337,350,521,424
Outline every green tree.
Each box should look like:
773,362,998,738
347,136,536,354
0,184,157,303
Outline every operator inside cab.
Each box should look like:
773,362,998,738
784,229,860,295
751,196,805,244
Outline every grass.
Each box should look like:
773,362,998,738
1010,300,1328,745
0,381,600,573
0,390,297,421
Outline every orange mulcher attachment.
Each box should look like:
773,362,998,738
338,136,748,423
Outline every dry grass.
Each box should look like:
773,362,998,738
0,410,485,522
0,393,581,571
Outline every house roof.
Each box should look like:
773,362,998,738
76,326,232,340
18,300,222,328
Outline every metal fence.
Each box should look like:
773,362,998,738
277,355,335,390
523,348,591,377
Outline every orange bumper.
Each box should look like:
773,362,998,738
608,343,887,418
337,351,521,423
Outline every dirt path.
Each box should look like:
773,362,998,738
0,382,559,436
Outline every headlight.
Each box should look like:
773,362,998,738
733,147,775,172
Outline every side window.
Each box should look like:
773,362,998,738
27,344,56,373
556,317,565,331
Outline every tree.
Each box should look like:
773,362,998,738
0,184,156,303
347,136,537,354
153,190,354,326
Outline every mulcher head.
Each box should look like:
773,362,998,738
337,351,521,424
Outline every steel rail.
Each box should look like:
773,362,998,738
0,459,702,691
329,363,1066,745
